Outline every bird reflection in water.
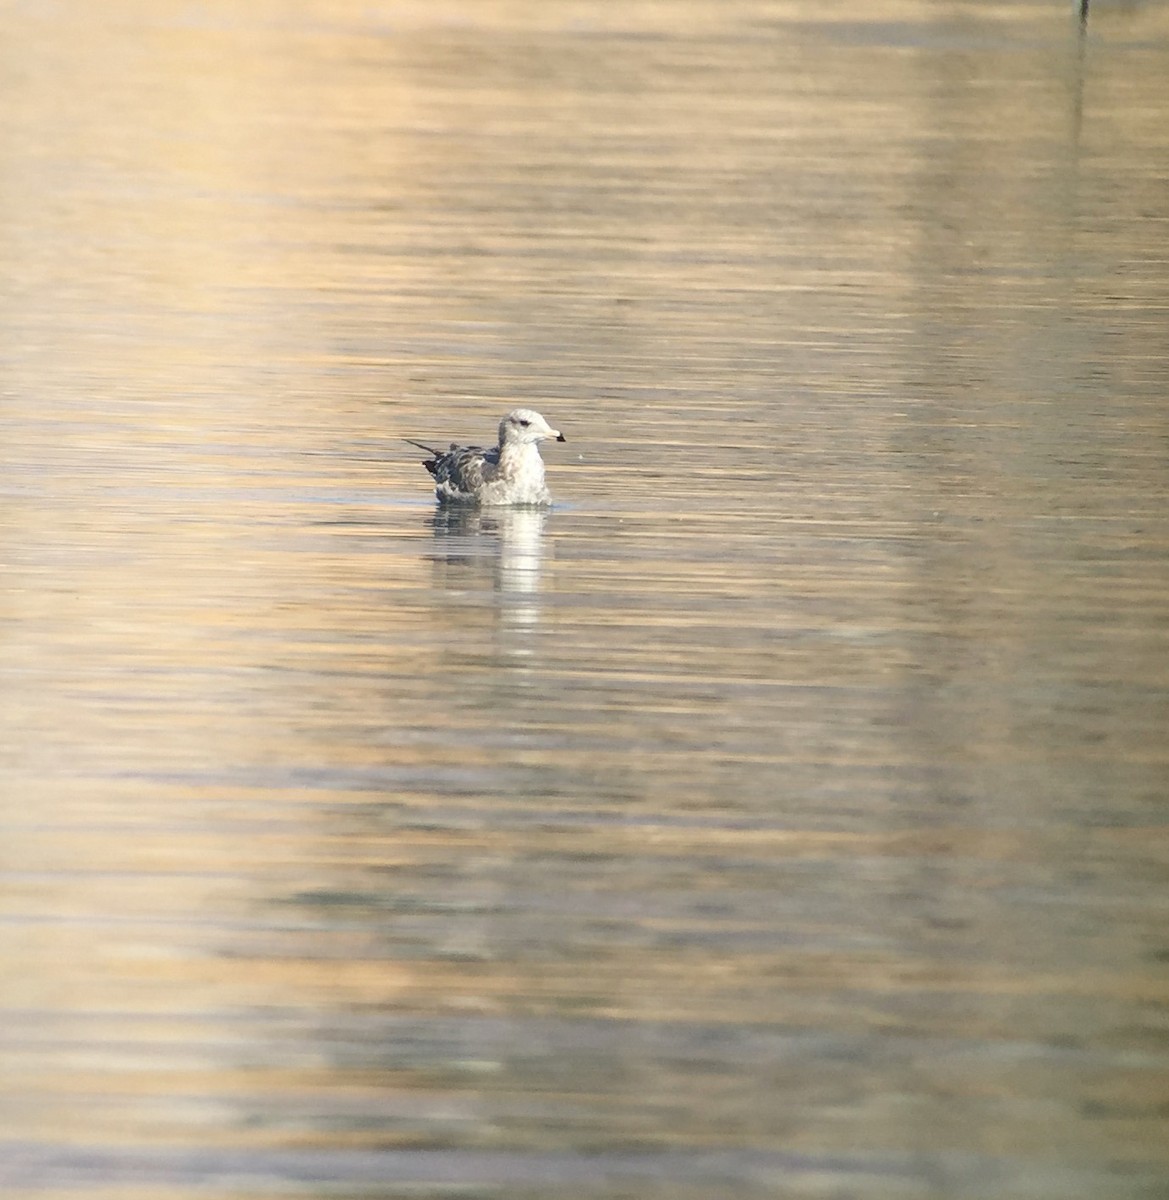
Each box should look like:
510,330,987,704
427,506,549,638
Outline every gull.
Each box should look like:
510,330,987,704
406,409,566,505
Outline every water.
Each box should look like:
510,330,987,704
2,2,1168,1198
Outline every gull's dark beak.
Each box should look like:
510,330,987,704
555,432,566,443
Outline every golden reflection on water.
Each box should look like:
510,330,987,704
2,1,1169,1198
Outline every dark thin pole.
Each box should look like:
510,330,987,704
1073,0,1088,139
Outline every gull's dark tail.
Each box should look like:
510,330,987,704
404,438,444,478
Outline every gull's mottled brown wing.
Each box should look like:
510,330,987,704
430,444,501,501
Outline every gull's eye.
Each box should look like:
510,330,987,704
518,419,531,427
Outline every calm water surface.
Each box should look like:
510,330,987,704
2,2,1168,1198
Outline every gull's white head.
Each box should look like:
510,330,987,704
498,408,565,448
